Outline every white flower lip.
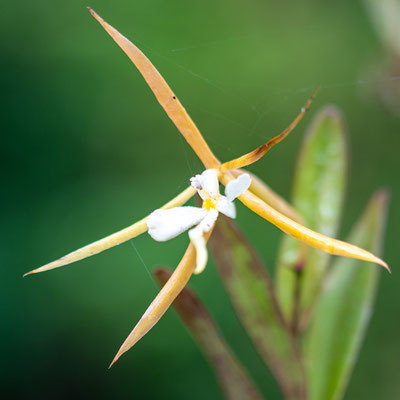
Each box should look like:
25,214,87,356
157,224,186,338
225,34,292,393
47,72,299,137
147,169,251,274
147,207,207,242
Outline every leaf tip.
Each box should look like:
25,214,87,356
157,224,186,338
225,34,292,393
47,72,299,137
375,188,391,206
153,268,169,282
320,105,344,120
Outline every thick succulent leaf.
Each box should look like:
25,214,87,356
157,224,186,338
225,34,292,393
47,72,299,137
275,106,348,323
305,190,389,400
210,216,307,400
154,268,263,400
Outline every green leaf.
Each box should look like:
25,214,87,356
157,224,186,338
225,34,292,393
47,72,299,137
362,0,400,56
153,268,263,400
304,190,389,400
210,216,306,400
275,106,348,324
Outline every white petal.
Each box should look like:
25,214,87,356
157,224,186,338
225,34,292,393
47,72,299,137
201,169,220,196
189,228,207,275
190,169,220,197
199,208,219,233
189,209,218,274
189,176,202,191
147,207,207,242
216,196,236,218
225,173,251,202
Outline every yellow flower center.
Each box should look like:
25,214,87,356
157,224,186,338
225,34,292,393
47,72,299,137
203,198,216,211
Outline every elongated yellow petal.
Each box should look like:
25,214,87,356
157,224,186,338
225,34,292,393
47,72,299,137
24,186,196,276
221,174,389,271
110,228,214,367
221,87,319,172
109,243,196,367
88,8,220,170
231,169,303,223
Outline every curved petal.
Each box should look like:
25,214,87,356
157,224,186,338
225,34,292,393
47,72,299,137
109,243,197,368
109,227,215,367
153,268,264,400
24,186,196,276
190,169,220,197
220,173,389,271
236,187,389,272
231,169,303,223
225,173,251,202
189,208,219,274
216,196,236,219
189,230,207,275
221,87,319,171
147,206,207,242
88,8,220,170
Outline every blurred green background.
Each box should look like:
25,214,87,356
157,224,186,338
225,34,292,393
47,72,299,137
3,0,399,398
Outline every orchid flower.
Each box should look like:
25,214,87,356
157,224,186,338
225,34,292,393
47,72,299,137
148,169,251,274
25,8,389,368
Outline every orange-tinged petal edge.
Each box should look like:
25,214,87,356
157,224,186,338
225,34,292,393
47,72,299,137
231,169,303,223
109,229,214,367
221,174,389,272
109,243,196,367
88,8,220,170
221,87,319,172
24,186,196,276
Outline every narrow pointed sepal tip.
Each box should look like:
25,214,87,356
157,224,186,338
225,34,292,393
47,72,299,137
87,7,100,20
108,352,122,369
376,258,390,273
22,265,51,277
383,262,391,274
